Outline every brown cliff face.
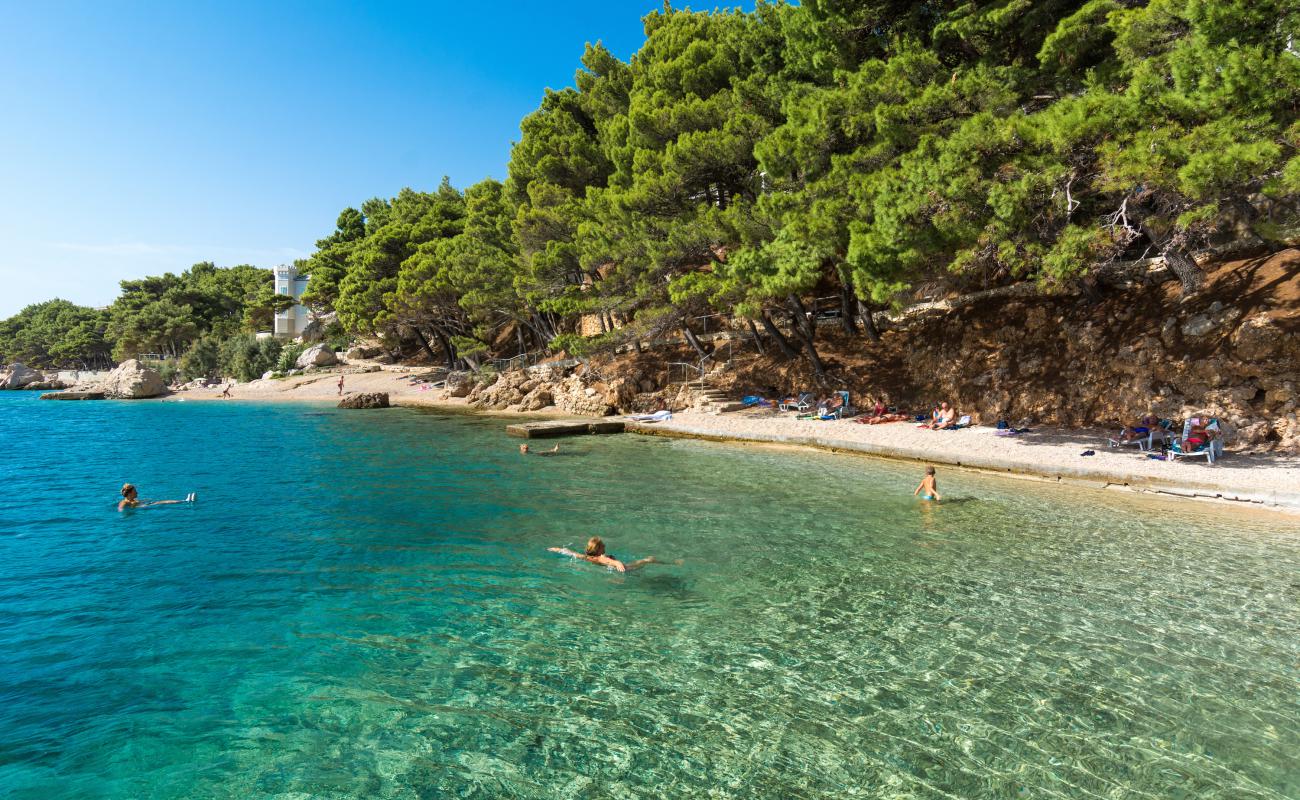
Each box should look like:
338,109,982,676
714,250,1299,451
467,250,1299,452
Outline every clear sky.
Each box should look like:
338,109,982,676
0,1,686,317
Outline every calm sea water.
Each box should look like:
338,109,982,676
0,391,1297,799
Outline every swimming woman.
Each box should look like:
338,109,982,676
548,536,661,573
913,466,942,501
118,483,195,511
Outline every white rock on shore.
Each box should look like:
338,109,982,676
1,363,42,389
100,359,167,399
296,344,338,368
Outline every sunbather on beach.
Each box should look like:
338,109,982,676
1118,411,1162,442
519,443,560,455
548,536,661,573
913,467,942,501
924,402,956,429
818,394,844,417
118,483,195,511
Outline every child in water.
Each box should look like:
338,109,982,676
548,536,661,573
913,466,942,501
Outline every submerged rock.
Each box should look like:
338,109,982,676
100,359,166,399
338,392,390,409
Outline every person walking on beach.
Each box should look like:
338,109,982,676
337,374,345,396
548,536,661,573
220,383,232,399
118,483,195,511
914,466,942,501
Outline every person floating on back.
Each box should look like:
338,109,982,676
519,443,559,455
118,483,195,511
913,466,942,501
548,536,662,573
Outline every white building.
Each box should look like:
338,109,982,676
273,264,311,338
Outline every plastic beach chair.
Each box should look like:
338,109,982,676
779,392,814,412
819,391,851,419
1166,418,1223,465
1107,419,1172,451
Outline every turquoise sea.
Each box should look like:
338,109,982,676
1,391,1297,799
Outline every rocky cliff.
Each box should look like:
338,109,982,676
461,250,1300,452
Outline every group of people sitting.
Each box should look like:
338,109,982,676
919,401,961,430
1113,411,1222,457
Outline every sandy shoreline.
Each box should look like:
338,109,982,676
160,366,1300,514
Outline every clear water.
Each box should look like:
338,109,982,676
1,392,1297,799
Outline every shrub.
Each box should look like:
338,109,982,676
218,334,283,381
276,341,305,372
179,336,221,381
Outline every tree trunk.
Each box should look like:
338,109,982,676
788,294,815,342
759,311,801,359
857,299,880,341
430,326,457,370
1163,246,1202,295
839,286,859,336
411,327,440,364
681,322,708,358
746,318,766,355
786,308,828,382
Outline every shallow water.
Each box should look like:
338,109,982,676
1,392,1297,799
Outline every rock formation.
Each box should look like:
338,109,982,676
344,345,383,360
296,344,339,369
338,392,390,409
0,363,42,389
100,359,167,399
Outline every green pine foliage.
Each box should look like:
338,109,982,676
6,1,1297,377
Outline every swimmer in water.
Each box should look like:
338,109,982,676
118,483,195,511
913,466,941,501
548,536,662,573
519,443,559,455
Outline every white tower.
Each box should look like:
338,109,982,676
273,264,310,338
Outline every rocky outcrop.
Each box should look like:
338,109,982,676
516,386,553,411
344,345,383,360
100,359,167,399
296,344,338,369
1,363,42,389
338,392,390,409
446,371,473,397
299,312,337,343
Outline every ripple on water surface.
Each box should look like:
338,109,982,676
0,392,1297,799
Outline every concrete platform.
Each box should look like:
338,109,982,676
40,391,106,400
506,419,626,438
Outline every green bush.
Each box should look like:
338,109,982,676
276,341,305,372
218,334,283,381
179,336,221,381
323,321,349,352
143,359,179,385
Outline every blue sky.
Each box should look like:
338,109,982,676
0,1,695,317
